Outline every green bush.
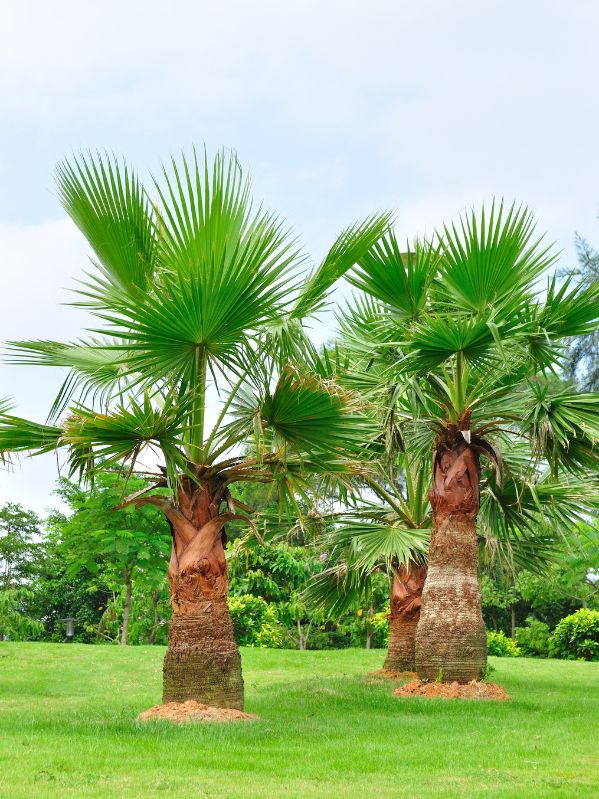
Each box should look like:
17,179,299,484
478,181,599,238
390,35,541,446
487,629,521,657
515,617,551,657
548,608,599,661
370,610,390,647
0,587,44,640
228,594,286,648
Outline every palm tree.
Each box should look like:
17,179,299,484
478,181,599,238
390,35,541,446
0,149,390,709
302,458,429,672
339,202,599,681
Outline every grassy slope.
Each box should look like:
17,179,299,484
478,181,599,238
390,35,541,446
0,644,597,799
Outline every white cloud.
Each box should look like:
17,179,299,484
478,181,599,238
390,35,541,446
0,219,91,513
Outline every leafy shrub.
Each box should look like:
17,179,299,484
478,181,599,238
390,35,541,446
487,629,521,657
548,608,599,661
0,587,44,640
228,594,285,648
370,610,390,647
515,617,551,657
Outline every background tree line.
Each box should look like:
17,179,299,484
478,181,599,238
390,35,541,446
1,471,596,656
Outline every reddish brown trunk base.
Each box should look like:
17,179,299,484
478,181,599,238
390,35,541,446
384,564,427,672
385,616,419,672
415,438,487,683
150,479,245,709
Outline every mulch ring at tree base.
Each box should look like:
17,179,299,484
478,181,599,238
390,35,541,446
138,701,259,724
394,679,510,701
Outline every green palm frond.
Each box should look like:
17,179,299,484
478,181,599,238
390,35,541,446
61,392,188,484
522,382,599,474
56,152,157,304
0,412,63,456
6,338,131,421
349,233,438,319
259,316,321,370
330,518,429,571
302,561,373,616
156,148,301,285
439,200,556,314
292,212,393,319
259,363,375,455
154,149,301,341
91,154,300,387
540,274,599,339
404,313,498,372
481,528,558,574
481,467,599,546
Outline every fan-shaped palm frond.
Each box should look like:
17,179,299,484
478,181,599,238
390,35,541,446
521,383,599,474
292,212,393,319
260,364,374,454
0,413,63,456
438,200,556,314
302,561,374,617
328,517,429,571
349,234,438,319
56,152,158,304
6,337,131,421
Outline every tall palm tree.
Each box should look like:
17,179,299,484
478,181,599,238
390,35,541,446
339,202,599,681
0,149,390,709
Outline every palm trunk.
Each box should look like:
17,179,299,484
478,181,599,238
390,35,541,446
415,438,487,683
365,603,374,649
161,478,244,709
120,568,132,646
147,589,160,645
384,563,427,672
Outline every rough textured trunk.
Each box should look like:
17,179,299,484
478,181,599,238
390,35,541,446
415,437,487,683
384,563,427,672
160,478,244,709
120,569,132,646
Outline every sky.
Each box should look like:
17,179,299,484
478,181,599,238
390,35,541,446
1,0,598,514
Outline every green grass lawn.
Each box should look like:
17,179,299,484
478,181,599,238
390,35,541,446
0,644,597,799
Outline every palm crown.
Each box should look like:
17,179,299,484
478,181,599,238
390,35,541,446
340,201,599,479
0,149,390,504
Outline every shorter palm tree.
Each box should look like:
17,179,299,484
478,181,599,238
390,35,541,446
303,459,429,672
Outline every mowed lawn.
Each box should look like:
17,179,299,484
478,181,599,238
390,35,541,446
0,643,597,799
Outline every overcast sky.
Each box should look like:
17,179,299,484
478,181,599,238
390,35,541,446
1,0,598,514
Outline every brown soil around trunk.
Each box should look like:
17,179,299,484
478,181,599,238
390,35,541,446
394,678,510,701
138,700,258,724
